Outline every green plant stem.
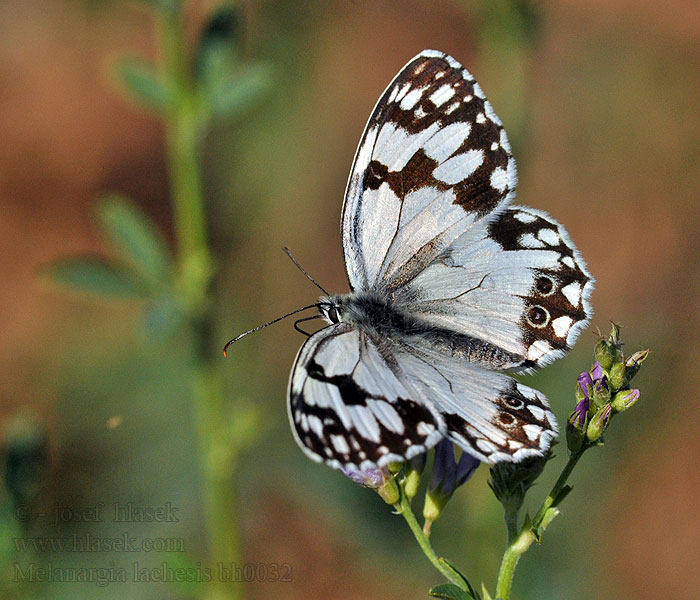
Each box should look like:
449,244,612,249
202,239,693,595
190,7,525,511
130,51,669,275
494,526,535,600
494,449,584,600
532,449,582,528
158,10,210,264
395,490,466,589
504,505,519,545
157,8,240,600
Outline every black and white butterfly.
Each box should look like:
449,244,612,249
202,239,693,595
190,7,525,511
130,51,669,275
285,50,593,473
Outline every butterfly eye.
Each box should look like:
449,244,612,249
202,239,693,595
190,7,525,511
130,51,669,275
327,307,340,324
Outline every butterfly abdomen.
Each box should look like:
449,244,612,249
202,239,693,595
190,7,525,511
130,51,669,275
335,291,525,369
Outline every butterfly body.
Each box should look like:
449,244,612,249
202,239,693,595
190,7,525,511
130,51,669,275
319,291,526,369
286,50,593,473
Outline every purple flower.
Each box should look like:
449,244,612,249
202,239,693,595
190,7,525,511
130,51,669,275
429,439,480,498
569,397,589,432
342,467,386,488
577,371,594,399
579,362,608,401
591,360,604,380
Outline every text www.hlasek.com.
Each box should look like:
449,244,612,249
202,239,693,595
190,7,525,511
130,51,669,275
14,533,185,553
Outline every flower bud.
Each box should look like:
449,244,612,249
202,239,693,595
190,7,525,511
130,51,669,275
377,476,400,505
576,371,593,401
611,389,640,413
387,461,403,475
566,411,587,453
423,489,447,524
609,322,621,346
625,350,650,383
404,457,425,500
404,470,421,500
609,362,627,391
586,404,612,443
595,340,614,371
590,376,611,413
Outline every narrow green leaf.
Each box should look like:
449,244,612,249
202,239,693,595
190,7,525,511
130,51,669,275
96,194,170,286
534,507,561,542
43,257,149,299
429,583,474,600
194,7,240,80
438,558,479,598
205,63,272,119
114,58,170,112
480,583,493,600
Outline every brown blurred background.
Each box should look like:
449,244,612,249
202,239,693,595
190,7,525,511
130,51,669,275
1,1,699,599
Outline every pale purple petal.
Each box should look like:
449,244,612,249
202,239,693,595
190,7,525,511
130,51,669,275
591,361,604,380
570,398,589,431
577,371,593,399
342,467,385,488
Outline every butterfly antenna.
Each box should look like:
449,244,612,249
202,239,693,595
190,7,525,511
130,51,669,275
223,303,320,357
282,247,330,296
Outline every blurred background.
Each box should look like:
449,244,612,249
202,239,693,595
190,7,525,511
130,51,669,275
1,1,698,599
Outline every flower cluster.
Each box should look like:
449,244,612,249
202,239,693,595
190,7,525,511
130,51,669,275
567,324,649,453
342,438,480,532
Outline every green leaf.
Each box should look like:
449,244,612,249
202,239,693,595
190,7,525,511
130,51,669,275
205,63,272,119
195,7,240,80
439,558,480,598
96,194,171,287
429,583,475,600
43,257,149,299
114,58,170,112
533,507,560,542
480,583,493,600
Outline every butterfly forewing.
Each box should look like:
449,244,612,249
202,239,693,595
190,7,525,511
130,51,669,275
342,50,517,292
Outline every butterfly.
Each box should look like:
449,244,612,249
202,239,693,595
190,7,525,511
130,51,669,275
282,50,594,472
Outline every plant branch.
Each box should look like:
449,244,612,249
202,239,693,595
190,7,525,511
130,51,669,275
395,489,466,590
494,449,585,599
156,8,240,600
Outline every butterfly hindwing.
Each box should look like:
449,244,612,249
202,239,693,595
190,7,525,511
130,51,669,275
289,326,557,468
392,341,557,462
342,50,517,292
393,206,594,369
288,323,445,471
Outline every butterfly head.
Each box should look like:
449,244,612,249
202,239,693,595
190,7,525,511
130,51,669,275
318,295,345,325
